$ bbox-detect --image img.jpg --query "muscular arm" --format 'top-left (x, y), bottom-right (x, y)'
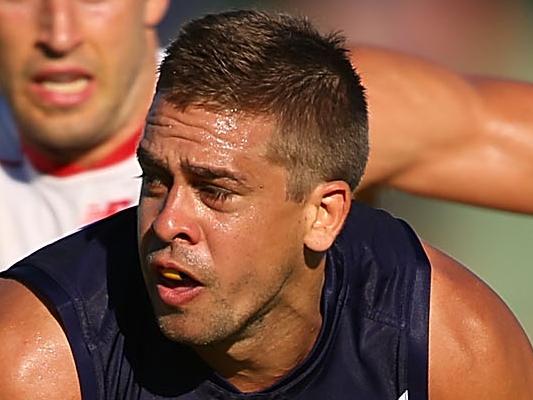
top-left (424, 244), bottom-right (533, 399)
top-left (355, 47), bottom-right (533, 213)
top-left (0, 278), bottom-right (81, 400)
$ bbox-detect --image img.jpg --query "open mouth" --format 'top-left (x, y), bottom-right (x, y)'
top-left (154, 266), bottom-right (205, 307)
top-left (33, 70), bottom-right (92, 91)
top-left (30, 70), bottom-right (94, 107)
top-left (159, 268), bottom-right (202, 288)
top-left (37, 77), bottom-right (91, 94)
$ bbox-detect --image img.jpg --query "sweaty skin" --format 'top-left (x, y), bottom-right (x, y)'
top-left (0, 278), bottom-right (80, 400)
top-left (426, 243), bottom-right (533, 399)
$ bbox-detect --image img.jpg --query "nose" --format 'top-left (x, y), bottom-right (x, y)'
top-left (151, 187), bottom-right (202, 246)
top-left (37, 0), bottom-right (82, 56)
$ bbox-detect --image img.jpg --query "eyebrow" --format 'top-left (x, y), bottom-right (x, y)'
top-left (136, 147), bottom-right (166, 171)
top-left (182, 158), bottom-right (247, 185)
top-left (136, 147), bottom-right (249, 186)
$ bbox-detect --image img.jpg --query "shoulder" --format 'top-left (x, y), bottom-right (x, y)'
top-left (0, 278), bottom-right (80, 400)
top-left (424, 243), bottom-right (533, 399)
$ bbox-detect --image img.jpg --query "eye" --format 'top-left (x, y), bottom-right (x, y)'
top-left (139, 171), bottom-right (169, 197)
top-left (198, 184), bottom-right (234, 208)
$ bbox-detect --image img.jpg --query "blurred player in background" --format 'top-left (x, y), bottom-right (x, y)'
top-left (0, 0), bottom-right (170, 268)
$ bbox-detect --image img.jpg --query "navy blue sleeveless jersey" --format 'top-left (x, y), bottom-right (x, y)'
top-left (1, 203), bottom-right (431, 400)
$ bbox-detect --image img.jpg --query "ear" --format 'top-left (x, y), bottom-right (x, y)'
top-left (303, 181), bottom-right (352, 252)
top-left (144, 0), bottom-right (170, 27)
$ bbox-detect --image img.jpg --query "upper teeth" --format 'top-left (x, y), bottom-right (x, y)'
top-left (41, 78), bottom-right (89, 94)
top-left (161, 269), bottom-right (183, 281)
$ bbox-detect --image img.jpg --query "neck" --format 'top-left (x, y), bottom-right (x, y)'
top-left (195, 263), bottom-right (326, 393)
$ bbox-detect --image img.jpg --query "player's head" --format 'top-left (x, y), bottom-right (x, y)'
top-left (157, 10), bottom-right (369, 200)
top-left (0, 0), bottom-right (169, 162)
top-left (137, 10), bottom-right (368, 347)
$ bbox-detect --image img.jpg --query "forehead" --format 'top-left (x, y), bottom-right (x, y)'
top-left (142, 96), bottom-right (276, 160)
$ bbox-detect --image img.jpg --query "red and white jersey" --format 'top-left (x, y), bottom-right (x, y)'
top-left (0, 98), bottom-right (142, 269)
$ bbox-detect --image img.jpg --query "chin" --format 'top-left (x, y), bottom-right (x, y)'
top-left (156, 313), bottom-right (239, 347)
top-left (21, 105), bottom-right (112, 147)
top-left (21, 120), bottom-right (101, 151)
top-left (157, 316), bottom-right (213, 346)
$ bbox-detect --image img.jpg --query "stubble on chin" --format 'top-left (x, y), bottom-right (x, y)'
top-left (155, 299), bottom-right (239, 347)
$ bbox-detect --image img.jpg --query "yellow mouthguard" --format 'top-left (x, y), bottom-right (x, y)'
top-left (161, 269), bottom-right (183, 281)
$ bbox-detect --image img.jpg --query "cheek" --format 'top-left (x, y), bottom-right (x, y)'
top-left (137, 197), bottom-right (162, 246)
top-left (87, 3), bottom-right (146, 48)
top-left (0, 6), bottom-right (33, 39)
top-left (80, 4), bottom-right (147, 72)
top-left (206, 212), bottom-right (299, 281)
top-left (204, 217), bottom-right (259, 278)
top-left (207, 210), bottom-right (264, 249)
top-left (0, 24), bottom-right (29, 82)
top-left (77, 1), bottom-right (140, 30)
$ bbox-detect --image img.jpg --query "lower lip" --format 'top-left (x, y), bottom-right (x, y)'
top-left (156, 283), bottom-right (204, 307)
top-left (29, 80), bottom-right (95, 108)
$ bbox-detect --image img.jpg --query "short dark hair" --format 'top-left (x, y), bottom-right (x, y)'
top-left (158, 10), bottom-right (369, 201)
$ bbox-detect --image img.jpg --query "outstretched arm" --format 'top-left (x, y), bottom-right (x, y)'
top-left (355, 46), bottom-right (533, 213)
